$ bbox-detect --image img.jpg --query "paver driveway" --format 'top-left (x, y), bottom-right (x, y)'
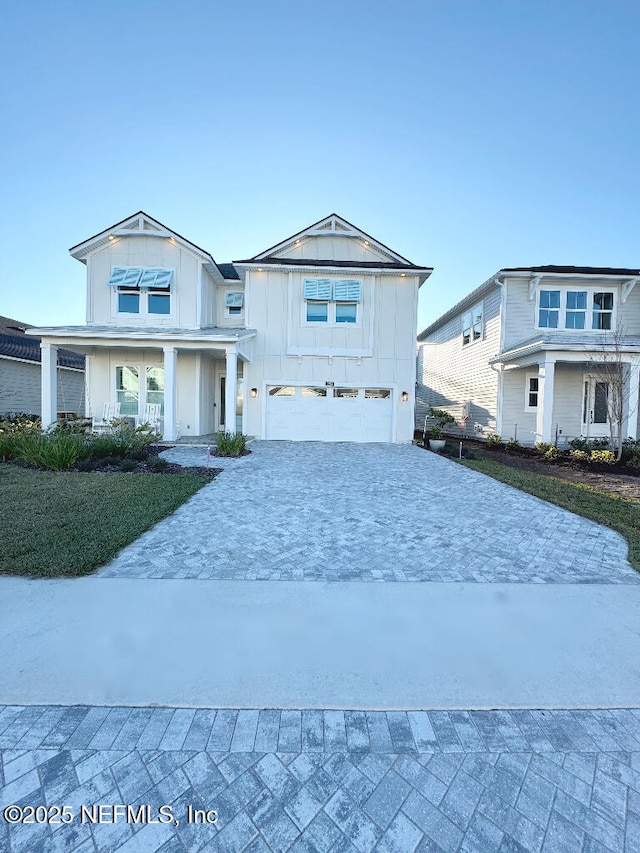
top-left (101, 441), bottom-right (636, 583)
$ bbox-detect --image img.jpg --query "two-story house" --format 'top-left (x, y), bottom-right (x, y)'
top-left (416, 266), bottom-right (640, 446)
top-left (29, 211), bottom-right (432, 442)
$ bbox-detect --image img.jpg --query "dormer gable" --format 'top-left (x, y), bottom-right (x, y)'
top-left (69, 210), bottom-right (218, 268)
top-left (235, 214), bottom-right (432, 280)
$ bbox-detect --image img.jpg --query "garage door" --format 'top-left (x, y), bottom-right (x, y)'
top-left (265, 385), bottom-right (393, 442)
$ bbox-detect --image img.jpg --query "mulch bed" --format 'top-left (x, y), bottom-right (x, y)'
top-left (445, 438), bottom-right (640, 501)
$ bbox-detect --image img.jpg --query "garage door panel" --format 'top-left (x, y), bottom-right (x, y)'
top-left (265, 386), bottom-right (393, 442)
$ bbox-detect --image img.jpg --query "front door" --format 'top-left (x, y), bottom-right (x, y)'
top-left (581, 376), bottom-right (610, 438)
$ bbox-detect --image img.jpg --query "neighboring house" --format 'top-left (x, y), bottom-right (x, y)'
top-left (28, 211), bottom-right (432, 442)
top-left (0, 315), bottom-right (85, 417)
top-left (416, 266), bottom-right (640, 446)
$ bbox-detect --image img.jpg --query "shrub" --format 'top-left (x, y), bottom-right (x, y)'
top-left (590, 450), bottom-right (616, 465)
top-left (535, 441), bottom-right (553, 454)
top-left (110, 420), bottom-right (157, 457)
top-left (49, 417), bottom-right (89, 436)
top-left (543, 446), bottom-right (560, 462)
top-left (15, 433), bottom-right (83, 471)
top-left (589, 437), bottom-right (611, 450)
top-left (505, 438), bottom-right (520, 452)
top-left (0, 412), bottom-right (41, 431)
top-left (86, 435), bottom-right (125, 460)
top-left (119, 458), bottom-right (138, 472)
top-left (570, 449), bottom-right (590, 462)
top-left (148, 456), bottom-right (170, 472)
top-left (215, 431), bottom-right (247, 457)
top-left (621, 438), bottom-right (640, 465)
top-left (568, 436), bottom-right (590, 452)
top-left (0, 432), bottom-right (22, 461)
top-left (486, 434), bottom-right (504, 449)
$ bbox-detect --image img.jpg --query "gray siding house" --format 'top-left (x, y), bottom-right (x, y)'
top-left (416, 266), bottom-right (640, 446)
top-left (0, 316), bottom-right (85, 417)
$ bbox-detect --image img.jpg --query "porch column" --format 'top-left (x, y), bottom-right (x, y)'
top-left (625, 359), bottom-right (640, 440)
top-left (536, 358), bottom-right (556, 444)
top-left (225, 346), bottom-right (237, 434)
top-left (163, 346), bottom-right (178, 441)
top-left (40, 342), bottom-right (58, 430)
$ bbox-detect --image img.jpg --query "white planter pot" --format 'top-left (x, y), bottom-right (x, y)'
top-left (429, 439), bottom-right (446, 452)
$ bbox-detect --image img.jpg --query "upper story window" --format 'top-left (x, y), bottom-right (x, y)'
top-left (225, 291), bottom-right (244, 317)
top-left (538, 290), bottom-right (560, 328)
top-left (108, 267), bottom-right (173, 317)
top-left (462, 302), bottom-right (483, 345)
top-left (303, 278), bottom-right (361, 325)
top-left (537, 288), bottom-right (615, 331)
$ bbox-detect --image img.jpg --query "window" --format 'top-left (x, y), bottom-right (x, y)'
top-left (565, 291), bottom-right (586, 329)
top-left (303, 278), bottom-right (361, 325)
top-left (335, 303), bottom-right (357, 323)
top-left (146, 367), bottom-right (165, 414)
top-left (116, 366), bottom-right (139, 415)
top-left (307, 301), bottom-right (328, 323)
top-left (115, 366), bottom-right (165, 417)
top-left (118, 291), bottom-right (140, 313)
top-left (148, 289), bottom-right (170, 315)
top-left (538, 290), bottom-right (560, 328)
top-left (536, 287), bottom-right (615, 331)
top-left (592, 292), bottom-right (613, 330)
top-left (462, 302), bottom-right (483, 345)
top-left (268, 386), bottom-right (295, 396)
top-left (109, 267), bottom-right (173, 317)
top-left (525, 373), bottom-right (539, 410)
top-left (225, 291), bottom-right (244, 317)
top-left (301, 387), bottom-right (327, 397)
top-left (365, 389), bottom-right (391, 399)
top-left (335, 388), bottom-right (359, 398)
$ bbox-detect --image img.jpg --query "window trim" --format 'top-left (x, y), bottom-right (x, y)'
top-left (462, 301), bottom-right (483, 346)
top-left (524, 371), bottom-right (539, 412)
top-left (114, 364), bottom-right (165, 418)
top-left (302, 277), bottom-right (362, 327)
top-left (535, 286), bottom-right (616, 332)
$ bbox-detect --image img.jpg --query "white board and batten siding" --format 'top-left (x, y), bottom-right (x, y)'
top-left (416, 284), bottom-right (502, 436)
top-left (243, 263), bottom-right (418, 442)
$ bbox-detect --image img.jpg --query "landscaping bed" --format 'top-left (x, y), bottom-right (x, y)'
top-left (455, 438), bottom-right (640, 502)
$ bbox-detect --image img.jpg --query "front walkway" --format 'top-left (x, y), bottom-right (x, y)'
top-left (100, 441), bottom-right (636, 584)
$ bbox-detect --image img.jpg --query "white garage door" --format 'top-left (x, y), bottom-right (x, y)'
top-left (265, 385), bottom-right (393, 442)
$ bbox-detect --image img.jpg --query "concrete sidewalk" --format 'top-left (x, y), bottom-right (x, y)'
top-left (2, 577), bottom-right (640, 709)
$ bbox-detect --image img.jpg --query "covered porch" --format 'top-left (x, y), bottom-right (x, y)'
top-left (31, 326), bottom-right (256, 440)
top-left (493, 342), bottom-right (640, 446)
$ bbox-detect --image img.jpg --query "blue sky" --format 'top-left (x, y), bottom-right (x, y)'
top-left (1, 0), bottom-right (638, 333)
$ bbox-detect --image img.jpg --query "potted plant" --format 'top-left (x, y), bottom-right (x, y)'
top-left (427, 407), bottom-right (457, 452)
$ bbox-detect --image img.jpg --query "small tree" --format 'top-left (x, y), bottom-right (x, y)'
top-left (589, 324), bottom-right (636, 462)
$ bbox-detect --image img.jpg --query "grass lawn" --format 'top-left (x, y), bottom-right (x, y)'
top-left (0, 464), bottom-right (210, 578)
top-left (459, 456), bottom-right (640, 573)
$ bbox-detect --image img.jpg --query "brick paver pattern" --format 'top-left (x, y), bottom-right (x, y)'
top-left (99, 442), bottom-right (637, 584)
top-left (1, 705), bottom-right (640, 852)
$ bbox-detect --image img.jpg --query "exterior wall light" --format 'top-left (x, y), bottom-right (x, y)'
top-left (250, 388), bottom-right (258, 398)
top-left (401, 391), bottom-right (409, 402)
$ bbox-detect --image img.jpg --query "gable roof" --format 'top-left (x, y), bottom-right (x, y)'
top-left (234, 213), bottom-right (432, 276)
top-left (0, 315), bottom-right (84, 369)
top-left (501, 265), bottom-right (640, 276)
top-left (68, 211), bottom-right (239, 280)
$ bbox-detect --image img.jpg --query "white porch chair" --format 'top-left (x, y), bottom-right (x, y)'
top-left (91, 402), bottom-right (121, 433)
top-left (135, 403), bottom-right (162, 434)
